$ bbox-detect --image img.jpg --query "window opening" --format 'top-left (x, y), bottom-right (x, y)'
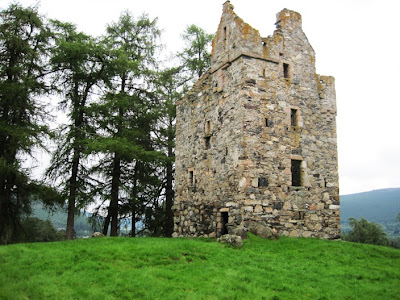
top-left (291, 109), bottom-right (297, 127)
top-left (291, 160), bottom-right (302, 186)
top-left (283, 63), bottom-right (290, 78)
top-left (265, 118), bottom-right (269, 127)
top-left (205, 120), bottom-right (211, 134)
top-left (258, 177), bottom-right (268, 187)
top-left (189, 170), bottom-right (194, 186)
top-left (205, 136), bottom-right (211, 150)
top-left (223, 27), bottom-right (227, 41)
top-left (221, 212), bottom-right (229, 235)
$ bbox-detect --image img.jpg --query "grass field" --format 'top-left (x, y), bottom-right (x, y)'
top-left (0, 235), bottom-right (399, 299)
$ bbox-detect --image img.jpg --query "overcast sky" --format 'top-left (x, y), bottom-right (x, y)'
top-left (2, 0), bottom-right (400, 195)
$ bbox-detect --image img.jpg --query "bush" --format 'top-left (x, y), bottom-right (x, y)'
top-left (18, 217), bottom-right (65, 243)
top-left (343, 218), bottom-right (388, 246)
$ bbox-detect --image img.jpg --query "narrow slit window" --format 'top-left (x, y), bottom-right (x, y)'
top-left (189, 170), bottom-right (194, 186)
top-left (291, 109), bottom-right (297, 127)
top-left (283, 63), bottom-right (290, 78)
top-left (291, 160), bottom-right (302, 186)
top-left (223, 27), bottom-right (227, 41)
top-left (265, 118), bottom-right (269, 127)
top-left (205, 120), bottom-right (211, 134)
top-left (205, 136), bottom-right (211, 150)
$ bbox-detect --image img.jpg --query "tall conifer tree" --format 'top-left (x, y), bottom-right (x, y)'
top-left (179, 24), bottom-right (214, 79)
top-left (89, 12), bottom-right (161, 236)
top-left (0, 4), bottom-right (56, 244)
top-left (46, 21), bottom-right (108, 240)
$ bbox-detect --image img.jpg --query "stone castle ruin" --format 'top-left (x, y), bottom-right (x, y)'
top-left (173, 1), bottom-right (340, 239)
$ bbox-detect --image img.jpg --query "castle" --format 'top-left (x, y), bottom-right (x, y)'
top-left (173, 1), bottom-right (340, 239)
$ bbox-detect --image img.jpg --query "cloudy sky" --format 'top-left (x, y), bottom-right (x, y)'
top-left (2, 0), bottom-right (400, 195)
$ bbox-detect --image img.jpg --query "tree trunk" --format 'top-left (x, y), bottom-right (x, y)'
top-left (102, 211), bottom-right (110, 235)
top-left (164, 119), bottom-right (175, 237)
top-left (66, 148), bottom-right (80, 240)
top-left (65, 86), bottom-right (85, 240)
top-left (0, 178), bottom-right (9, 242)
top-left (130, 162), bottom-right (139, 237)
top-left (109, 152), bottom-right (120, 236)
top-left (131, 209), bottom-right (136, 237)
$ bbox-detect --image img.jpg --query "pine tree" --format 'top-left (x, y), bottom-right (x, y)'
top-left (179, 24), bottom-right (214, 79)
top-left (150, 26), bottom-right (213, 237)
top-left (154, 67), bottom-right (184, 236)
top-left (89, 12), bottom-right (161, 236)
top-left (46, 21), bottom-right (108, 240)
top-left (0, 4), bottom-right (56, 244)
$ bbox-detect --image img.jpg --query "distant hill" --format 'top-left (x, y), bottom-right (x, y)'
top-left (340, 188), bottom-right (400, 237)
top-left (32, 202), bottom-right (135, 237)
top-left (32, 202), bottom-right (93, 237)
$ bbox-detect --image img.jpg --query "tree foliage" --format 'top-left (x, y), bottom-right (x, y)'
top-left (343, 218), bottom-right (388, 246)
top-left (88, 12), bottom-right (162, 237)
top-left (1, 2), bottom-right (214, 242)
top-left (179, 24), bottom-right (214, 80)
top-left (0, 4), bottom-right (60, 244)
top-left (153, 67), bottom-right (187, 236)
top-left (46, 20), bottom-right (109, 239)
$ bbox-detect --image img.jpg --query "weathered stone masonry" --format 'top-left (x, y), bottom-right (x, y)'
top-left (173, 1), bottom-right (340, 239)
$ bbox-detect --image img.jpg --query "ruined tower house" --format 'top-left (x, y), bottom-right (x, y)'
top-left (173, 2), bottom-right (340, 239)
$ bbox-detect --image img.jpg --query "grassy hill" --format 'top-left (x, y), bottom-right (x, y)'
top-left (0, 236), bottom-right (399, 299)
top-left (341, 188), bottom-right (400, 237)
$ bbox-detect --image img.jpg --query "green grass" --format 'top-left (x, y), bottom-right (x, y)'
top-left (0, 235), bottom-right (399, 299)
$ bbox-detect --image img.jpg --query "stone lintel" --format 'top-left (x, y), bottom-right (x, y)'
top-left (290, 154), bottom-right (303, 161)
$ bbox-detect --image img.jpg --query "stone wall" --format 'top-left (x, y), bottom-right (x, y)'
top-left (174, 1), bottom-right (340, 239)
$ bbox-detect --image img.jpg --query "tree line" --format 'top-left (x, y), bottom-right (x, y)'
top-left (342, 215), bottom-right (400, 249)
top-left (0, 3), bottom-right (213, 244)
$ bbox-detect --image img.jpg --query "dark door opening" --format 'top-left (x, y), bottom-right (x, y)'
top-left (221, 212), bottom-right (229, 235)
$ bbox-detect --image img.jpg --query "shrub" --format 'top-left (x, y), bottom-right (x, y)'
top-left (19, 217), bottom-right (65, 243)
top-left (343, 217), bottom-right (388, 246)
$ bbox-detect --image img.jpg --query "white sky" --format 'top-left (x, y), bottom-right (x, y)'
top-left (2, 0), bottom-right (400, 195)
